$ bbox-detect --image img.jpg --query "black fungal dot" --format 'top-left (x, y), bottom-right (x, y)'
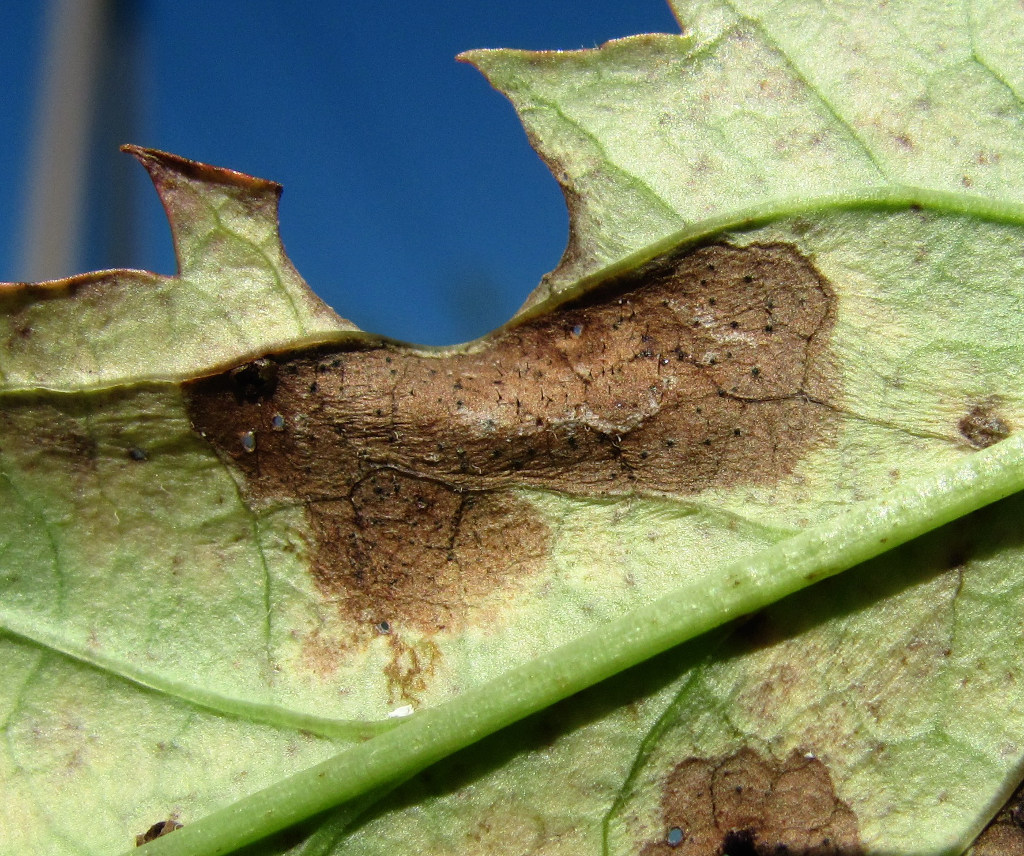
top-left (730, 321), bottom-right (739, 328)
top-left (743, 274), bottom-right (754, 283)
top-left (376, 621), bottom-right (391, 634)
top-left (720, 828), bottom-right (758, 856)
top-left (128, 447), bottom-right (148, 462)
top-left (228, 358), bottom-right (278, 403)
top-left (764, 324), bottom-right (773, 333)
top-left (751, 367), bottom-right (760, 377)
top-left (733, 428), bottom-right (742, 436)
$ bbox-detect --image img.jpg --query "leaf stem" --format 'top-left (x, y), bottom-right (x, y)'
top-left (133, 434), bottom-right (1024, 856)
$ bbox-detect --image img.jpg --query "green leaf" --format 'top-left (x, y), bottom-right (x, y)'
top-left (465, 0), bottom-right (1024, 306)
top-left (6, 3), bottom-right (1024, 855)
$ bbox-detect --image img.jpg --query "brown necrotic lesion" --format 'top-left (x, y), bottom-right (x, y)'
top-left (184, 243), bottom-right (839, 633)
top-left (643, 748), bottom-right (861, 856)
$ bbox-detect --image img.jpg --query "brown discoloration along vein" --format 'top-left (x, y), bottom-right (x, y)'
top-left (184, 243), bottom-right (839, 636)
top-left (642, 748), bottom-right (861, 855)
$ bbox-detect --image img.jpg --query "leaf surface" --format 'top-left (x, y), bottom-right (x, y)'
top-left (5, 3), bottom-right (1024, 855)
top-left (465, 0), bottom-right (1024, 306)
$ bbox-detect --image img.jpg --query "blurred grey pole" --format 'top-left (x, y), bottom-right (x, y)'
top-left (19, 0), bottom-right (114, 282)
top-left (86, 0), bottom-right (142, 276)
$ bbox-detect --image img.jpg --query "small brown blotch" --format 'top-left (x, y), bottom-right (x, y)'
top-left (959, 402), bottom-right (1011, 449)
top-left (641, 748), bottom-right (861, 855)
top-left (135, 819), bottom-right (182, 847)
top-left (382, 634), bottom-right (442, 703)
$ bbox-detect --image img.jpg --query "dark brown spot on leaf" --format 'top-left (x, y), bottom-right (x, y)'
top-left (642, 748), bottom-right (861, 855)
top-left (135, 819), bottom-right (182, 846)
top-left (228, 358), bottom-right (278, 403)
top-left (306, 473), bottom-right (548, 633)
top-left (184, 243), bottom-right (839, 634)
top-left (959, 402), bottom-right (1011, 449)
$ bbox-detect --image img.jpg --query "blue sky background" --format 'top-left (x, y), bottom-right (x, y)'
top-left (0, 2), bottom-right (680, 344)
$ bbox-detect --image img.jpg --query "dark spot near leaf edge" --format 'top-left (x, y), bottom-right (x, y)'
top-left (135, 819), bottom-right (182, 847)
top-left (641, 747), bottom-right (862, 855)
top-left (959, 401), bottom-right (1011, 449)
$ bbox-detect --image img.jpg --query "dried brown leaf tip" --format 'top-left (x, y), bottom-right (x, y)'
top-left (185, 242), bottom-right (839, 634)
top-left (643, 748), bottom-right (861, 856)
